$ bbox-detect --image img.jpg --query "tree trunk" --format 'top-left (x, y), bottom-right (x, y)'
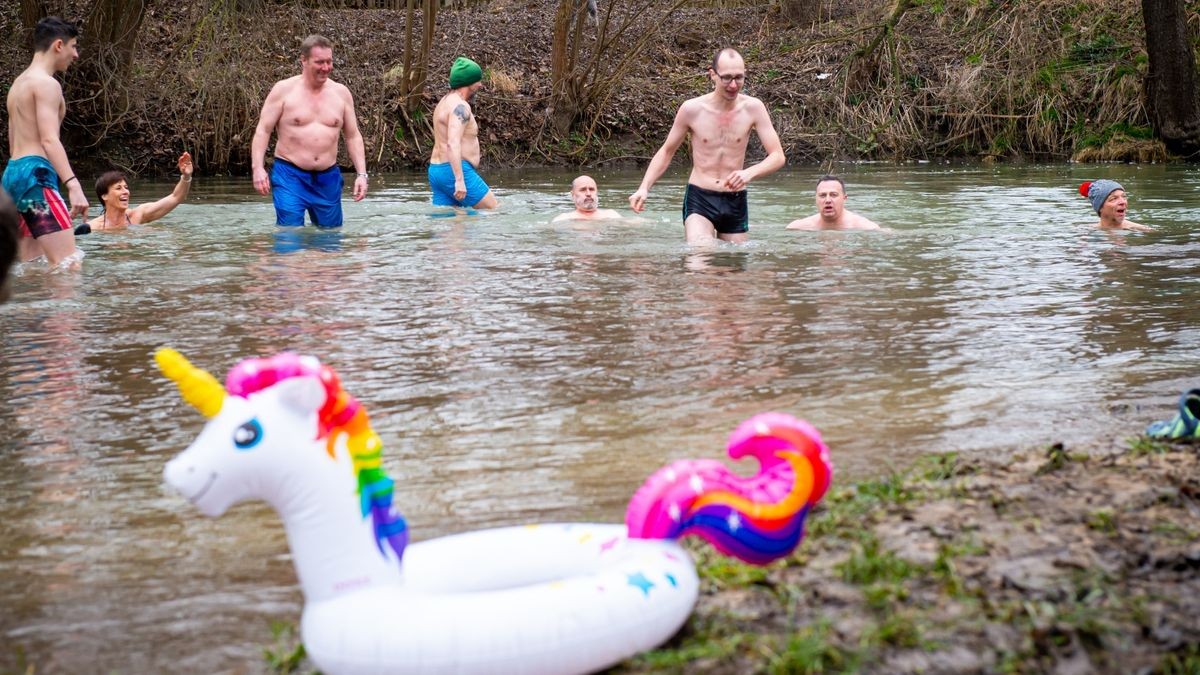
top-left (549, 0), bottom-right (589, 135)
top-left (416, 0), bottom-right (437, 100)
top-left (79, 0), bottom-right (148, 114)
top-left (19, 0), bottom-right (48, 35)
top-left (86, 0), bottom-right (146, 73)
top-left (779, 0), bottom-right (819, 24)
top-left (401, 0), bottom-right (417, 110)
top-left (1142, 0), bottom-right (1200, 158)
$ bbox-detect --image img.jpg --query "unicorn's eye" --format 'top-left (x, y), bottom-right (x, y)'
top-left (233, 419), bottom-right (262, 450)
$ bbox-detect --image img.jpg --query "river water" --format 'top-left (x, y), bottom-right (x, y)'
top-left (2, 164), bottom-right (1198, 671)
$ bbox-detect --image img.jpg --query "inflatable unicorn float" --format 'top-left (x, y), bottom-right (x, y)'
top-left (156, 348), bottom-right (832, 674)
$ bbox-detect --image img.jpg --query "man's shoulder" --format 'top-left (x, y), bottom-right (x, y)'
top-left (435, 93), bottom-right (470, 116)
top-left (738, 93), bottom-right (766, 109)
top-left (847, 211), bottom-right (881, 230)
top-left (554, 209), bottom-right (624, 223)
top-left (13, 69), bottom-right (60, 95)
top-left (786, 215), bottom-right (821, 230)
top-left (679, 95), bottom-right (709, 114)
top-left (271, 75), bottom-right (304, 93)
top-left (326, 79), bottom-right (354, 98)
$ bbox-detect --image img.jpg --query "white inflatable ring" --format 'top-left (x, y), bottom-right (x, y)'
top-left (305, 523), bottom-right (698, 674)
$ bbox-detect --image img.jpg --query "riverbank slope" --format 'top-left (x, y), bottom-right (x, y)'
top-left (625, 438), bottom-right (1200, 673)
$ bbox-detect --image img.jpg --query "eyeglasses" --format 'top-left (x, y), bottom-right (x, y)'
top-left (712, 70), bottom-right (746, 85)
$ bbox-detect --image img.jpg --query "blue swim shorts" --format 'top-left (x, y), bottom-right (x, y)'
top-left (270, 157), bottom-right (344, 228)
top-left (428, 161), bottom-right (491, 207)
top-left (2, 155), bottom-right (73, 238)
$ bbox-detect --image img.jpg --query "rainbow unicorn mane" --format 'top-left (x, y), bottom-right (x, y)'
top-left (225, 353), bottom-right (409, 565)
top-left (625, 412), bottom-right (832, 565)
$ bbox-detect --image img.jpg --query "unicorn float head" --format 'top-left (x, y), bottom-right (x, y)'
top-left (157, 349), bottom-right (832, 675)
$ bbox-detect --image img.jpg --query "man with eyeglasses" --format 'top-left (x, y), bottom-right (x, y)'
top-left (628, 48), bottom-right (785, 244)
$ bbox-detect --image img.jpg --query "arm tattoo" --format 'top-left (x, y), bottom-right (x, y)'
top-left (453, 104), bottom-right (471, 124)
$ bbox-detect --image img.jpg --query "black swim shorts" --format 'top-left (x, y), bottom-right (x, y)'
top-left (682, 184), bottom-right (749, 234)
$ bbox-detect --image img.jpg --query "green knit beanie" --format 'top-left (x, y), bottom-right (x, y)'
top-left (449, 56), bottom-right (483, 89)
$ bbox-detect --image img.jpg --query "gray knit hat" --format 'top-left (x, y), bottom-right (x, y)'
top-left (1081, 179), bottom-right (1124, 214)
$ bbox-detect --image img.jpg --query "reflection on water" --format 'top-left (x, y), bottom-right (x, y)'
top-left (2, 164), bottom-right (1199, 671)
top-left (272, 227), bottom-right (344, 254)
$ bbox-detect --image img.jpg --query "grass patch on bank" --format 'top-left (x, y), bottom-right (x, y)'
top-left (1158, 643), bottom-right (1200, 674)
top-left (839, 536), bottom-right (918, 587)
top-left (808, 470), bottom-right (925, 541)
top-left (768, 621), bottom-right (860, 674)
top-left (917, 452), bottom-right (974, 481)
top-left (634, 632), bottom-right (754, 669)
top-left (263, 619), bottom-right (307, 673)
top-left (1150, 521), bottom-right (1195, 542)
top-left (693, 547), bottom-right (773, 589)
top-left (1129, 436), bottom-right (1174, 456)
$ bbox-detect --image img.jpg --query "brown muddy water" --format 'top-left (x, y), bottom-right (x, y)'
top-left (1, 164), bottom-right (1198, 672)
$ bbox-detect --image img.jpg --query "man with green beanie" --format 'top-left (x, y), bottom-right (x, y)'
top-left (428, 56), bottom-right (498, 209)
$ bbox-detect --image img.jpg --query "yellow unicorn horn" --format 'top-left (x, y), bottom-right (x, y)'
top-left (155, 348), bottom-right (226, 418)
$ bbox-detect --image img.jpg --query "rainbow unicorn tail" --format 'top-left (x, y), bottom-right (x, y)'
top-left (625, 413), bottom-right (832, 566)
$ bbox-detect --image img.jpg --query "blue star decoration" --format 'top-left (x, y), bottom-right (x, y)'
top-left (626, 572), bottom-right (654, 596)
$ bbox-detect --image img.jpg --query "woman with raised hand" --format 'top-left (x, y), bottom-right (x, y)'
top-left (81, 151), bottom-right (193, 233)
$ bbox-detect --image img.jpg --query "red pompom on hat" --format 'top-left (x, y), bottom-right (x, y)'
top-left (1078, 181), bottom-right (1092, 197)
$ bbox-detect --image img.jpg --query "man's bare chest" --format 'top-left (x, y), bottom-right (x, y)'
top-left (282, 93), bottom-right (342, 129)
top-left (693, 116), bottom-right (753, 149)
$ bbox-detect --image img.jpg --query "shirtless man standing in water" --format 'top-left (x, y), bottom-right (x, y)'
top-left (251, 35), bottom-right (368, 227)
top-left (3, 16), bottom-right (88, 268)
top-left (427, 56), bottom-right (499, 209)
top-left (629, 48), bottom-right (785, 244)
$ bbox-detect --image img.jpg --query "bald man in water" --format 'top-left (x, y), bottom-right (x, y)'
top-left (552, 176), bottom-right (622, 222)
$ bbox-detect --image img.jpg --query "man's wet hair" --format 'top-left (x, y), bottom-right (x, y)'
top-left (0, 190), bottom-right (19, 303)
top-left (33, 16), bottom-right (79, 53)
top-left (710, 48), bottom-right (743, 71)
top-left (95, 170), bottom-right (128, 203)
top-left (300, 35), bottom-right (333, 58)
top-left (816, 175), bottom-right (847, 193)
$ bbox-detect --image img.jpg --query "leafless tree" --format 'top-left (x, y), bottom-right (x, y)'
top-left (1142, 0), bottom-right (1200, 158)
top-left (547, 0), bottom-right (689, 151)
top-left (398, 0), bottom-right (438, 114)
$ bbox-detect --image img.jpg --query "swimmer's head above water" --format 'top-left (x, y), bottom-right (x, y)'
top-left (1080, 179), bottom-right (1124, 215)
